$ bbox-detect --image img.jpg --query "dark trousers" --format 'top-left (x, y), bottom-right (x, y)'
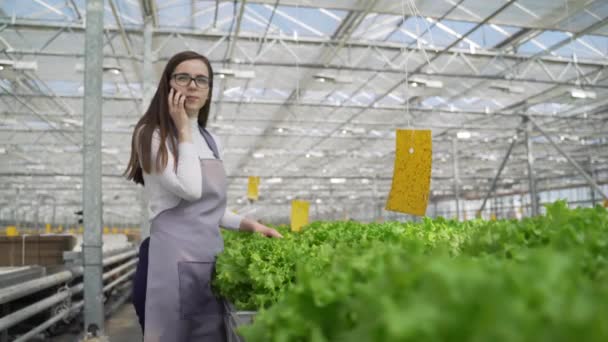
top-left (132, 237), bottom-right (150, 333)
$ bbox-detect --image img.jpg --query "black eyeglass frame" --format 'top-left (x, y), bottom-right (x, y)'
top-left (171, 73), bottom-right (211, 89)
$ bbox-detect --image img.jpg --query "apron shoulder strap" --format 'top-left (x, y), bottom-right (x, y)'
top-left (198, 126), bottom-right (221, 160)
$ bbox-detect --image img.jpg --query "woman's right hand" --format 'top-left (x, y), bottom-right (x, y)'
top-left (168, 87), bottom-right (189, 132)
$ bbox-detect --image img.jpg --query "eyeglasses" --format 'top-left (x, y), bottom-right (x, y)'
top-left (171, 73), bottom-right (210, 89)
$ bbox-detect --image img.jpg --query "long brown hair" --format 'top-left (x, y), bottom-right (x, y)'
top-left (125, 51), bottom-right (214, 185)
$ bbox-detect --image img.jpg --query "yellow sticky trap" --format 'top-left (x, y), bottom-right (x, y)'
top-left (57, 225), bottom-right (63, 233)
top-left (6, 226), bottom-right (18, 236)
top-left (490, 213), bottom-right (497, 221)
top-left (103, 227), bottom-right (110, 234)
top-left (45, 224), bottom-right (52, 234)
top-left (386, 129), bottom-right (432, 216)
top-left (247, 176), bottom-right (260, 201)
top-left (78, 226), bottom-right (84, 234)
top-left (112, 227), bottom-right (118, 234)
top-left (290, 200), bottom-right (309, 232)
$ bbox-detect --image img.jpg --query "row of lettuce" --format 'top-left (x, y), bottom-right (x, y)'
top-left (214, 201), bottom-right (608, 341)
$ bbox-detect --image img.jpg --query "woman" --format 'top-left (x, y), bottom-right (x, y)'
top-left (125, 51), bottom-right (282, 342)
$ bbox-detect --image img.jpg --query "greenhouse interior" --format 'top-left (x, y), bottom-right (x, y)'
top-left (0, 0), bottom-right (607, 341)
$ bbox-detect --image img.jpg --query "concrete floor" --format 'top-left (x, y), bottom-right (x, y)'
top-left (103, 304), bottom-right (142, 342)
top-left (48, 304), bottom-right (142, 342)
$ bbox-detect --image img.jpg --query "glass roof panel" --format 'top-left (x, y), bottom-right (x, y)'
top-left (1, 0), bottom-right (79, 21)
top-left (114, 0), bottom-right (143, 27)
top-left (159, 0), bottom-right (205, 28)
top-left (354, 14), bottom-right (402, 41)
top-left (241, 3), bottom-right (276, 34)
top-left (266, 5), bottom-right (347, 38)
top-left (518, 30), bottom-right (569, 55)
top-left (554, 35), bottom-right (608, 60)
top-left (401, 16), bottom-right (443, 47)
top-left (468, 24), bottom-right (521, 49)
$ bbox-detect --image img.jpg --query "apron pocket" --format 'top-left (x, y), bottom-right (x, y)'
top-left (177, 261), bottom-right (223, 319)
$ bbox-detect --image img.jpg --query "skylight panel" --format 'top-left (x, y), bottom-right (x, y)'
top-left (468, 24), bottom-right (521, 49)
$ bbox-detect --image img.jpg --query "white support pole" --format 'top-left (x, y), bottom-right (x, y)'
top-left (140, 16), bottom-right (154, 239)
top-left (82, 0), bottom-right (105, 336)
top-left (588, 157), bottom-right (597, 206)
top-left (452, 139), bottom-right (461, 221)
top-left (524, 119), bottom-right (539, 216)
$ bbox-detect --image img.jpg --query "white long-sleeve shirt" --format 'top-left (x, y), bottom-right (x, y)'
top-left (141, 117), bottom-right (243, 230)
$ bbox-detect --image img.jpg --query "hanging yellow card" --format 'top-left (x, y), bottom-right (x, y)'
top-left (247, 176), bottom-right (260, 201)
top-left (6, 226), bottom-right (18, 237)
top-left (290, 200), bottom-right (309, 232)
top-left (386, 129), bottom-right (432, 216)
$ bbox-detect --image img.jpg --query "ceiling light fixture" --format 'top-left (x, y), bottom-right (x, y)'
top-left (408, 77), bottom-right (443, 89)
top-left (215, 68), bottom-right (255, 79)
top-left (0, 60), bottom-right (37, 71)
top-left (569, 88), bottom-right (596, 99)
top-left (75, 63), bottom-right (122, 75)
top-left (489, 83), bottom-right (524, 94)
top-left (313, 73), bottom-right (352, 84)
top-left (457, 131), bottom-right (471, 139)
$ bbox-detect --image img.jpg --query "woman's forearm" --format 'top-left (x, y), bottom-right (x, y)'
top-left (239, 217), bottom-right (260, 233)
top-left (239, 218), bottom-right (284, 238)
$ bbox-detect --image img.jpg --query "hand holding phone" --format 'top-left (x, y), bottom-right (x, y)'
top-left (168, 87), bottom-right (189, 132)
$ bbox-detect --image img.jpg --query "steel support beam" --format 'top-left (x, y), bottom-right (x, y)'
top-left (524, 118), bottom-right (539, 216)
top-left (528, 117), bottom-right (608, 200)
top-left (589, 157), bottom-right (597, 206)
top-left (140, 16), bottom-right (154, 239)
top-left (452, 139), bottom-right (461, 221)
top-left (82, 0), bottom-right (105, 336)
top-left (478, 136), bottom-right (518, 214)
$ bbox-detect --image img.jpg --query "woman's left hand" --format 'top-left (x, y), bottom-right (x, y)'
top-left (254, 224), bottom-right (283, 238)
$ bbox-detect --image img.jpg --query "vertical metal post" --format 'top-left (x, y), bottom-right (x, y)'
top-left (373, 175), bottom-right (381, 220)
top-left (525, 119), bottom-right (539, 216)
top-left (588, 157), bottom-right (597, 206)
top-left (13, 188), bottom-right (19, 227)
top-left (452, 139), bottom-right (461, 221)
top-left (140, 16), bottom-right (154, 239)
top-left (34, 196), bottom-right (41, 233)
top-left (51, 197), bottom-right (56, 225)
top-left (82, 0), bottom-right (105, 335)
top-left (529, 117), bottom-right (607, 200)
top-left (478, 137), bottom-right (517, 213)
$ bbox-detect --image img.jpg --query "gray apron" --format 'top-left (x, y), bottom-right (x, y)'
top-left (144, 128), bottom-right (227, 342)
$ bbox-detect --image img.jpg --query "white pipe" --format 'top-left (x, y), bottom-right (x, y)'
top-left (13, 301), bottom-right (84, 342)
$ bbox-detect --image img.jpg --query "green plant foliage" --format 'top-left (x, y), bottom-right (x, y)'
top-left (214, 202), bottom-right (608, 341)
